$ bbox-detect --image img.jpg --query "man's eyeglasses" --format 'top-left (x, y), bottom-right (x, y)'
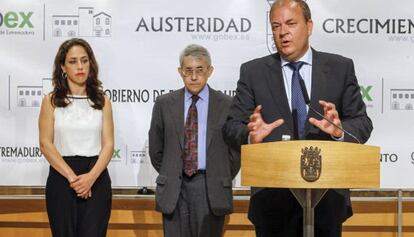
top-left (181, 66), bottom-right (210, 77)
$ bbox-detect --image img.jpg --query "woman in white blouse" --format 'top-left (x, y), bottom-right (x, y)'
top-left (38, 38), bottom-right (114, 237)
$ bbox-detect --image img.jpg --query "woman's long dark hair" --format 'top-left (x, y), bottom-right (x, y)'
top-left (51, 38), bottom-right (105, 110)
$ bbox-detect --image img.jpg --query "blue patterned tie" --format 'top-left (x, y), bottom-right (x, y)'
top-left (288, 61), bottom-right (307, 139)
top-left (183, 95), bottom-right (199, 177)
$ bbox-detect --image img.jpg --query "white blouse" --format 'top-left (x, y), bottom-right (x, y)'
top-left (54, 96), bottom-right (102, 157)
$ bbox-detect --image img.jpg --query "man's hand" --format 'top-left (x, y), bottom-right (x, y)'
top-left (308, 100), bottom-right (343, 138)
top-left (248, 105), bottom-right (284, 144)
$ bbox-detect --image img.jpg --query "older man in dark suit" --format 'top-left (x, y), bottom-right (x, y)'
top-left (223, 0), bottom-right (373, 236)
top-left (149, 44), bottom-right (240, 237)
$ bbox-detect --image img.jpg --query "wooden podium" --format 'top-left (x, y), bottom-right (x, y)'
top-left (241, 140), bottom-right (380, 237)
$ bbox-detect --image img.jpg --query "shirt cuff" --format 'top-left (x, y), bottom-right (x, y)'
top-left (331, 132), bottom-right (344, 141)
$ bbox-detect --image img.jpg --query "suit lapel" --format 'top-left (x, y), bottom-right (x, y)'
top-left (168, 88), bottom-right (185, 150)
top-left (206, 87), bottom-right (221, 150)
top-left (306, 49), bottom-right (329, 134)
top-left (264, 54), bottom-right (294, 133)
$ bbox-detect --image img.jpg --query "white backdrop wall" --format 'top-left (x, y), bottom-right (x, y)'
top-left (1, 0), bottom-right (413, 188)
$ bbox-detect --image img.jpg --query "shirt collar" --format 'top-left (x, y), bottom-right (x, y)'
top-left (281, 47), bottom-right (313, 67)
top-left (184, 84), bottom-right (209, 102)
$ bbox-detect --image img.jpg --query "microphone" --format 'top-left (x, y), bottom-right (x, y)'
top-left (298, 79), bottom-right (361, 144)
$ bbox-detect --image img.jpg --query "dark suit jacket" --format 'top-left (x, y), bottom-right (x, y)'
top-left (149, 86), bottom-right (240, 216)
top-left (223, 49), bottom-right (373, 227)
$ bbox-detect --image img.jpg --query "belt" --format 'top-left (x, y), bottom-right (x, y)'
top-left (62, 155), bottom-right (98, 161)
top-left (196, 169), bottom-right (206, 174)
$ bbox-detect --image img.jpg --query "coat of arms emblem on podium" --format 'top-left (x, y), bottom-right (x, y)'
top-left (300, 146), bottom-right (322, 182)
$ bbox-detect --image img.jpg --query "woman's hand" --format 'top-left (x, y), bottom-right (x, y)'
top-left (70, 172), bottom-right (97, 199)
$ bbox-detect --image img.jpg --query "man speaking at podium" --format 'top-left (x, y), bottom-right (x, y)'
top-left (223, 0), bottom-right (373, 236)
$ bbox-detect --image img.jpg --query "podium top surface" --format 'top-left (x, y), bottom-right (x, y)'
top-left (241, 140), bottom-right (380, 189)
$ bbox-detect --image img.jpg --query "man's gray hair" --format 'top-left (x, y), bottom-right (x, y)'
top-left (179, 44), bottom-right (212, 66)
top-left (270, 0), bottom-right (311, 22)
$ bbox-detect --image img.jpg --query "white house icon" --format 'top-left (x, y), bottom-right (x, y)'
top-left (390, 89), bottom-right (414, 110)
top-left (52, 7), bottom-right (111, 37)
top-left (17, 86), bottom-right (43, 107)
